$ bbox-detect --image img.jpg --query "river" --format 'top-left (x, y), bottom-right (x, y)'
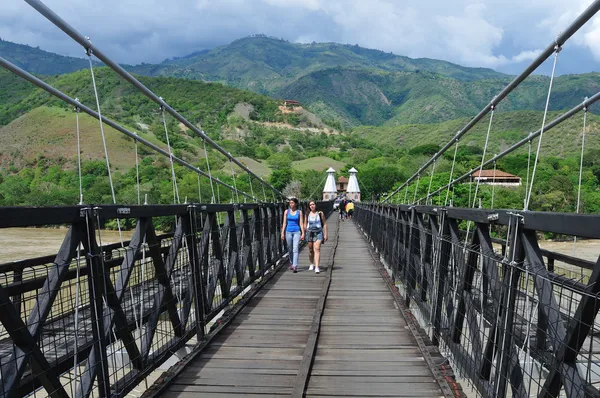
top-left (0, 227), bottom-right (134, 263)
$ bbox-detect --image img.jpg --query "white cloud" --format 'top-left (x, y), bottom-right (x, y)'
top-left (0, 0), bottom-right (599, 73)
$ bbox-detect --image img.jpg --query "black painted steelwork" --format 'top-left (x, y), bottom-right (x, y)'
top-left (0, 201), bottom-right (332, 398)
top-left (355, 203), bottom-right (600, 398)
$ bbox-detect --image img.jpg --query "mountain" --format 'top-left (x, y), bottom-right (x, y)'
top-left (3, 36), bottom-right (600, 128)
top-left (129, 35), bottom-right (507, 93)
top-left (276, 68), bottom-right (600, 126)
top-left (0, 67), bottom-right (354, 172)
top-left (0, 39), bottom-right (98, 75)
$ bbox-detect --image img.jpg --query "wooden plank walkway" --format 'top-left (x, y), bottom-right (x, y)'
top-left (304, 220), bottom-right (444, 397)
top-left (158, 215), bottom-right (447, 397)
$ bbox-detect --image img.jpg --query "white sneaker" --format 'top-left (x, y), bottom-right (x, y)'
top-left (315, 267), bottom-right (320, 274)
top-left (308, 264), bottom-right (314, 271)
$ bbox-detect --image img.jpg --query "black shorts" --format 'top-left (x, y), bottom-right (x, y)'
top-left (348, 209), bottom-right (354, 216)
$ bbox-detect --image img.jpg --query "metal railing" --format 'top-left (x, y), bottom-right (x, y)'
top-left (355, 203), bottom-right (600, 398)
top-left (0, 201), bottom-right (332, 398)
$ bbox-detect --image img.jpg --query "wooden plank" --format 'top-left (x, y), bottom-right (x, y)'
top-left (184, 359), bottom-right (301, 370)
top-left (163, 394), bottom-right (287, 398)
top-left (202, 346), bottom-right (304, 361)
top-left (291, 219), bottom-right (339, 397)
top-left (149, 217), bottom-right (449, 398)
top-left (172, 374), bottom-right (296, 387)
top-left (166, 385), bottom-right (293, 394)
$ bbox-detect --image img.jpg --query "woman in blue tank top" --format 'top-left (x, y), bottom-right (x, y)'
top-left (281, 197), bottom-right (304, 273)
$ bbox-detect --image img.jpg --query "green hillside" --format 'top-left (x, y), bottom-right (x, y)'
top-left (0, 39), bottom-right (97, 75)
top-left (277, 68), bottom-right (600, 126)
top-left (4, 37), bottom-right (600, 128)
top-left (352, 110), bottom-right (600, 158)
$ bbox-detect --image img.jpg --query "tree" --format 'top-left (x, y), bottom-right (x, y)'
top-left (270, 168), bottom-right (293, 191)
top-left (267, 153), bottom-right (293, 170)
top-left (283, 180), bottom-right (302, 199)
top-left (358, 166), bottom-right (403, 201)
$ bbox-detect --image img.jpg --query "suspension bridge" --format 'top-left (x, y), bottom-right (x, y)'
top-left (2, 0), bottom-right (600, 397)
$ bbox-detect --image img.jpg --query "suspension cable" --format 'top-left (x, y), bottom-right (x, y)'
top-left (74, 100), bottom-right (83, 204)
top-left (420, 90), bottom-right (600, 203)
top-left (161, 105), bottom-right (180, 204)
top-left (308, 175), bottom-right (328, 200)
top-left (376, 0), bottom-right (600, 203)
top-left (525, 47), bottom-right (561, 210)
top-left (25, 0), bottom-right (286, 200)
top-left (0, 56), bottom-right (254, 201)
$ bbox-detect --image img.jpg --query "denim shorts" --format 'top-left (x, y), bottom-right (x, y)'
top-left (307, 229), bottom-right (324, 242)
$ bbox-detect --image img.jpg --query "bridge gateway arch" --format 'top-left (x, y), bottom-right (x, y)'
top-left (1, 0), bottom-right (600, 397)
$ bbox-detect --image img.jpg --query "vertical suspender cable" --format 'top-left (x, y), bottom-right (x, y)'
top-left (161, 105), bottom-right (180, 204)
top-left (412, 175), bottom-right (421, 204)
top-left (445, 141), bottom-right (459, 206)
top-left (575, 106), bottom-right (588, 216)
top-left (426, 159), bottom-right (437, 205)
top-left (573, 105), bottom-right (588, 269)
top-left (471, 107), bottom-right (495, 208)
top-left (248, 172), bottom-right (255, 202)
top-left (203, 140), bottom-right (216, 203)
top-left (525, 47), bottom-right (561, 210)
top-left (134, 134), bottom-right (141, 205)
top-left (87, 51), bottom-right (123, 244)
top-left (197, 174), bottom-right (203, 203)
top-left (74, 101), bottom-right (84, 204)
top-left (230, 159), bottom-right (240, 203)
top-left (491, 159), bottom-right (497, 209)
top-left (87, 54), bottom-right (117, 205)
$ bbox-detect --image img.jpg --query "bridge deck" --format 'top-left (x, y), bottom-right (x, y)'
top-left (158, 216), bottom-right (446, 397)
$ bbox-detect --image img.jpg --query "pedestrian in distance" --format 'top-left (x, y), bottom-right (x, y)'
top-left (339, 196), bottom-right (348, 221)
top-left (345, 200), bottom-right (354, 220)
top-left (281, 197), bottom-right (304, 273)
top-left (305, 200), bottom-right (328, 274)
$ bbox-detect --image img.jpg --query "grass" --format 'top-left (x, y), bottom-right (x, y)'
top-left (0, 106), bottom-right (168, 169)
top-left (352, 110), bottom-right (600, 158)
top-left (229, 156), bottom-right (272, 177)
top-left (292, 156), bottom-right (346, 172)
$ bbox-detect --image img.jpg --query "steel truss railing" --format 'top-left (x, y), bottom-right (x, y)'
top-left (355, 203), bottom-right (600, 398)
top-left (0, 201), bottom-right (332, 398)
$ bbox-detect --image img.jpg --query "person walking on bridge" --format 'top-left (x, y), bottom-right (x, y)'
top-left (305, 200), bottom-right (328, 274)
top-left (345, 200), bottom-right (354, 220)
top-left (281, 197), bottom-right (304, 273)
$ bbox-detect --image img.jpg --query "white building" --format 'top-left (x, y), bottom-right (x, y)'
top-left (346, 167), bottom-right (361, 201)
top-left (322, 167), bottom-right (337, 201)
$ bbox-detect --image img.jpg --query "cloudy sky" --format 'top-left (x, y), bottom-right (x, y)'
top-left (2, 0), bottom-right (600, 75)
